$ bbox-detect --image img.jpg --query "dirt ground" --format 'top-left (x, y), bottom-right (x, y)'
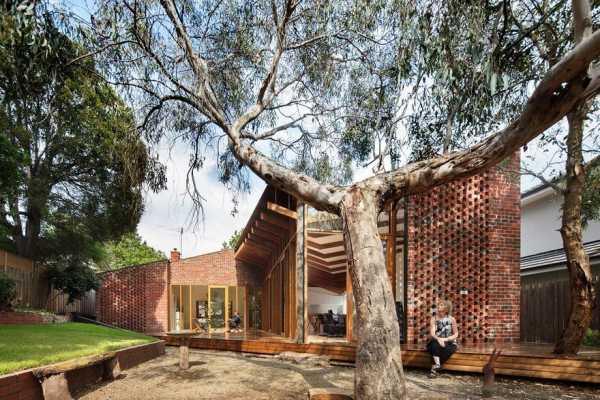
top-left (76, 347), bottom-right (600, 400)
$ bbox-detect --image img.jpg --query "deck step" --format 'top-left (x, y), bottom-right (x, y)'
top-left (157, 335), bottom-right (600, 384)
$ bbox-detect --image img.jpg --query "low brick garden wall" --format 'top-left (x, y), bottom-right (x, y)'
top-left (0, 311), bottom-right (69, 325)
top-left (0, 340), bottom-right (165, 400)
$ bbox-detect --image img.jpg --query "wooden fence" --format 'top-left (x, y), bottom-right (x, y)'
top-left (1, 249), bottom-right (48, 309)
top-left (521, 275), bottom-right (600, 343)
top-left (47, 288), bottom-right (96, 316)
top-left (1, 249), bottom-right (96, 316)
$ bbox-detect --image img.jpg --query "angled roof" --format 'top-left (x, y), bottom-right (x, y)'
top-left (521, 240), bottom-right (600, 272)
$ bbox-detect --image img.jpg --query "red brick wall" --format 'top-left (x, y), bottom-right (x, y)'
top-left (170, 249), bottom-right (262, 287)
top-left (406, 153), bottom-right (520, 344)
top-left (485, 155), bottom-right (521, 342)
top-left (95, 250), bottom-right (262, 334)
top-left (0, 311), bottom-right (51, 325)
top-left (96, 261), bottom-right (169, 334)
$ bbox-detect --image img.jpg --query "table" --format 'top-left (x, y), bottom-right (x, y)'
top-left (166, 330), bottom-right (196, 369)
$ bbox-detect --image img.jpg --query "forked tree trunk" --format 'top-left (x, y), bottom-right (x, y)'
top-left (340, 187), bottom-right (406, 400)
top-left (554, 102), bottom-right (596, 354)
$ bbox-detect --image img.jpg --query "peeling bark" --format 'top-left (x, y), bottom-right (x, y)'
top-left (554, 102), bottom-right (596, 355)
top-left (340, 188), bottom-right (406, 400)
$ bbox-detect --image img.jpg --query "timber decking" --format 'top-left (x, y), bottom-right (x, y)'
top-left (155, 331), bottom-right (600, 384)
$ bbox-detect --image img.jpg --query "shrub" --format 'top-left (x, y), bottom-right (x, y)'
top-left (583, 329), bottom-right (600, 348)
top-left (0, 273), bottom-right (16, 311)
top-left (45, 258), bottom-right (99, 304)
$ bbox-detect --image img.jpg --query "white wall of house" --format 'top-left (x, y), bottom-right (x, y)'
top-left (308, 286), bottom-right (346, 314)
top-left (521, 187), bottom-right (600, 257)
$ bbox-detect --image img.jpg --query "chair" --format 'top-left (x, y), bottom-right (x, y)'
top-left (193, 318), bottom-right (208, 333)
top-left (323, 313), bottom-right (346, 337)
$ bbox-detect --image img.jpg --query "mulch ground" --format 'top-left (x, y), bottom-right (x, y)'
top-left (75, 347), bottom-right (600, 399)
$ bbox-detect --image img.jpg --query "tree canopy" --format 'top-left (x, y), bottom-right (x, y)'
top-left (97, 232), bottom-right (166, 271)
top-left (222, 230), bottom-right (241, 250)
top-left (0, 2), bottom-right (166, 262)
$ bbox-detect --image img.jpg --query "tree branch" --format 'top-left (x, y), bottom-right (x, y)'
top-left (360, 28), bottom-right (600, 202)
top-left (158, 0), bottom-right (227, 128)
top-left (520, 166), bottom-right (565, 194)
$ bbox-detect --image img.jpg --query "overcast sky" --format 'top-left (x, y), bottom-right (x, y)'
top-left (137, 140), bottom-right (265, 258)
top-left (137, 138), bottom-right (557, 259)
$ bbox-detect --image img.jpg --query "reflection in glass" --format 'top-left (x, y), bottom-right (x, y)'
top-left (209, 287), bottom-right (226, 332)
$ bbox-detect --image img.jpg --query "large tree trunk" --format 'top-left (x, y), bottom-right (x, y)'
top-left (340, 187), bottom-right (406, 400)
top-left (554, 102), bottom-right (596, 354)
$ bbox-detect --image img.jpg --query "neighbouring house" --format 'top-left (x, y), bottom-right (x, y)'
top-left (520, 181), bottom-right (600, 342)
top-left (96, 154), bottom-right (521, 345)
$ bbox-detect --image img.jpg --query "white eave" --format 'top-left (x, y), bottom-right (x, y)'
top-left (521, 185), bottom-right (556, 207)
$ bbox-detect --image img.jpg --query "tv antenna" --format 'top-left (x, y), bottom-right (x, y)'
top-left (179, 227), bottom-right (183, 255)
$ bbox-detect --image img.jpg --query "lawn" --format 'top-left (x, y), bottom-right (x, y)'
top-left (0, 322), bottom-right (157, 375)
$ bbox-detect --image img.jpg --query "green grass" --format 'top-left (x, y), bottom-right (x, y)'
top-left (0, 322), bottom-right (157, 375)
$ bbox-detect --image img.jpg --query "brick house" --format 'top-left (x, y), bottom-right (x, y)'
top-left (96, 249), bottom-right (260, 334)
top-left (96, 154), bottom-right (520, 344)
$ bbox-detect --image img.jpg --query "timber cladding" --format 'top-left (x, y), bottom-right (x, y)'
top-left (406, 153), bottom-right (520, 344)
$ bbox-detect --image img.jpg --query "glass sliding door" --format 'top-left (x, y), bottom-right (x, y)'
top-left (209, 286), bottom-right (227, 332)
top-left (170, 285), bottom-right (191, 331)
top-left (191, 285), bottom-right (208, 331)
top-left (171, 285), bottom-right (182, 331)
top-left (170, 284), bottom-right (249, 333)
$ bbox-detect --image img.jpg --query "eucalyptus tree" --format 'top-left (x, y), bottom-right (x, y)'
top-left (505, 0), bottom-right (600, 355)
top-left (88, 0), bottom-right (600, 398)
top-left (402, 0), bottom-right (600, 354)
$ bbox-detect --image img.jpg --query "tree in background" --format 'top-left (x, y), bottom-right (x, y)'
top-left (222, 230), bottom-right (241, 250)
top-left (0, 272), bottom-right (16, 311)
top-left (509, 0), bottom-right (599, 354)
top-left (399, 0), bottom-right (600, 354)
top-left (45, 258), bottom-right (99, 304)
top-left (97, 232), bottom-right (166, 271)
top-left (88, 0), bottom-right (600, 397)
top-left (0, 2), bottom-right (166, 263)
top-left (0, 2), bottom-right (166, 302)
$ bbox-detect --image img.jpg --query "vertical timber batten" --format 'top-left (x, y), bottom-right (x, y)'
top-left (295, 203), bottom-right (306, 343)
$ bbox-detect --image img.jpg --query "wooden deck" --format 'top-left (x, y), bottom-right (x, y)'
top-left (155, 330), bottom-right (600, 384)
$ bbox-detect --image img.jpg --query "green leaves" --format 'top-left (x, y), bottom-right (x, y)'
top-left (222, 230), bottom-right (241, 249)
top-left (45, 260), bottom-right (99, 303)
top-left (0, 273), bottom-right (16, 311)
top-left (0, 3), bottom-right (166, 261)
top-left (96, 232), bottom-right (165, 271)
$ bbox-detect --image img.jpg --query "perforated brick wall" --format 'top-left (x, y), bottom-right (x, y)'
top-left (96, 261), bottom-right (169, 334)
top-left (406, 153), bottom-right (520, 344)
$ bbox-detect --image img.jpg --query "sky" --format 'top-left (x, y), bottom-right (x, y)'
top-left (136, 137), bottom-right (555, 259)
top-left (137, 140), bottom-right (265, 258)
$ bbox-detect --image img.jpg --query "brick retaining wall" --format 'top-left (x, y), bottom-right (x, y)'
top-left (0, 341), bottom-right (165, 400)
top-left (0, 312), bottom-right (69, 325)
